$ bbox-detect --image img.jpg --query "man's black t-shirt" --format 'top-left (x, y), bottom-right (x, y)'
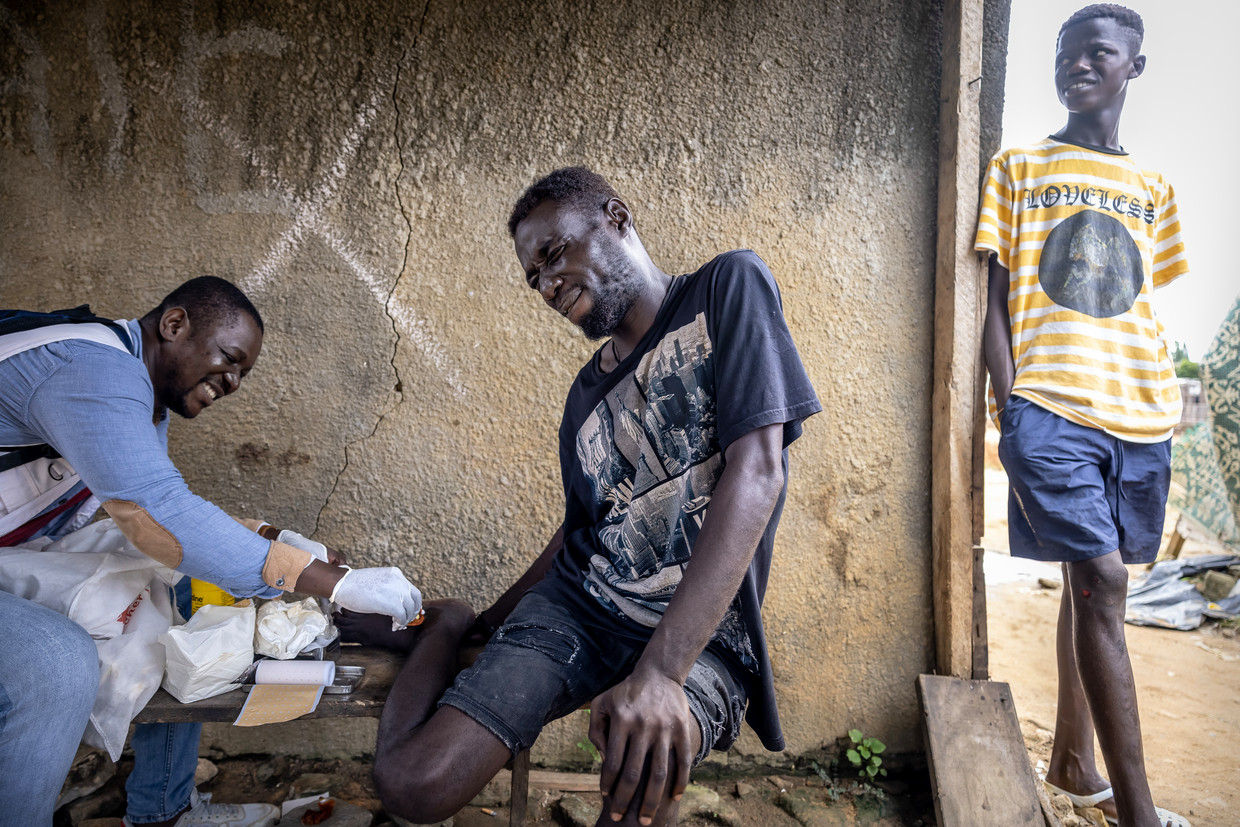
top-left (531, 249), bottom-right (821, 751)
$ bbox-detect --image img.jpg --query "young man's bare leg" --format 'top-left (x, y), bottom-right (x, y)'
top-left (1065, 553), bottom-right (1161, 827)
top-left (1046, 563), bottom-right (1117, 822)
top-left (372, 600), bottom-right (514, 823)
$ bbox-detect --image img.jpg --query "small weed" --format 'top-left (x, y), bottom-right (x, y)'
top-left (845, 729), bottom-right (887, 802)
top-left (575, 711), bottom-right (601, 765)
top-left (810, 759), bottom-right (843, 802)
top-left (575, 736), bottom-right (601, 764)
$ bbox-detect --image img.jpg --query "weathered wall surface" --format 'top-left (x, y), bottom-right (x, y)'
top-left (1, 0), bottom-right (949, 763)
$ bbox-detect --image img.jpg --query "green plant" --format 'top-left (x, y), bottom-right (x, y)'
top-left (845, 729), bottom-right (887, 781)
top-left (575, 736), bottom-right (601, 765)
top-left (575, 711), bottom-right (601, 765)
top-left (810, 759), bottom-right (843, 802)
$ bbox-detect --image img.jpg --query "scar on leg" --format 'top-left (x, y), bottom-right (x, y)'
top-left (1080, 588), bottom-right (1091, 598)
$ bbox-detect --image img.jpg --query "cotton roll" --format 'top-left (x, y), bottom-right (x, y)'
top-left (253, 659), bottom-right (336, 686)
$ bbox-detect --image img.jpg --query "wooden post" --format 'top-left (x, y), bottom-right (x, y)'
top-left (931, 0), bottom-right (987, 679)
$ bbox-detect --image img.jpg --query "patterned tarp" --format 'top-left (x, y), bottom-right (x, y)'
top-left (1170, 295), bottom-right (1240, 550)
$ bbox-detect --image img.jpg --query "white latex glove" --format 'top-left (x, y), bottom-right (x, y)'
top-left (275, 528), bottom-right (328, 563)
top-left (329, 567), bottom-right (422, 628)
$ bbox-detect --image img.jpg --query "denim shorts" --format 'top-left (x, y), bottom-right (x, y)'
top-left (998, 395), bottom-right (1171, 564)
top-left (439, 591), bottom-right (747, 763)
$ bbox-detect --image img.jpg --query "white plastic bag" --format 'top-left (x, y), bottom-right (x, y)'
top-left (0, 518), bottom-right (179, 638)
top-left (254, 597), bottom-right (334, 659)
top-left (160, 602), bottom-right (256, 703)
top-left (85, 583), bottom-right (173, 759)
top-left (0, 519), bottom-right (178, 760)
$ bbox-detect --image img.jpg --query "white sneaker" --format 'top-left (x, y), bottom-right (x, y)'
top-left (124, 791), bottom-right (280, 827)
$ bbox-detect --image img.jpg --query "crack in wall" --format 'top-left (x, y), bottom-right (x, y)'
top-left (312, 0), bottom-right (433, 540)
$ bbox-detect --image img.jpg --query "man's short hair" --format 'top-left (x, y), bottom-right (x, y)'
top-left (1059, 4), bottom-right (1144, 52)
top-left (142, 276), bottom-right (264, 334)
top-left (507, 166), bottom-right (620, 238)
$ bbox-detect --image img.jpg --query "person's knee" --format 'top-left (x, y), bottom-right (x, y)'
top-left (1068, 556), bottom-right (1129, 609)
top-left (36, 613), bottom-right (99, 710)
top-left (373, 758), bottom-right (469, 824)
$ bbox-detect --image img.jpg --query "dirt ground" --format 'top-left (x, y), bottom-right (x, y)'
top-left (56, 426), bottom-right (1239, 827)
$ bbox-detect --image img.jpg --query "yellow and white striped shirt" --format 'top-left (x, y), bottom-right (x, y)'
top-left (976, 137), bottom-right (1189, 443)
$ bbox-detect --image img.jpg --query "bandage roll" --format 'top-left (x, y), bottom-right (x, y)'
top-left (253, 659), bottom-right (336, 686)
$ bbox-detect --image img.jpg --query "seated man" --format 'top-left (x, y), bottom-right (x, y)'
top-left (360, 167), bottom-right (821, 826)
top-left (0, 277), bottom-right (423, 827)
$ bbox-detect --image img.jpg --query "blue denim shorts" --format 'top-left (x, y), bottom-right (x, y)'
top-left (439, 591), bottom-right (747, 763)
top-left (997, 395), bottom-right (1171, 564)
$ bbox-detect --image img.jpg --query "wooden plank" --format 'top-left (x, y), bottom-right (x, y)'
top-left (917, 675), bottom-right (1042, 827)
top-left (133, 645), bottom-right (403, 724)
top-left (509, 750), bottom-right (530, 827)
top-left (489, 768), bottom-right (600, 794)
top-left (931, 0), bottom-right (988, 678)
top-left (971, 544), bottom-right (989, 680)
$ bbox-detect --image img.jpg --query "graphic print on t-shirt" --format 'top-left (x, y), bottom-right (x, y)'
top-left (577, 313), bottom-right (720, 585)
top-left (575, 312), bottom-right (756, 668)
top-left (1038, 208), bottom-right (1143, 318)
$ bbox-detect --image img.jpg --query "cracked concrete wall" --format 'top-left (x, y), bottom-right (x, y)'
top-left (1, 0), bottom-right (965, 765)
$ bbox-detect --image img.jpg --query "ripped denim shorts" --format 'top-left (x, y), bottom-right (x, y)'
top-left (439, 591), bottom-right (747, 763)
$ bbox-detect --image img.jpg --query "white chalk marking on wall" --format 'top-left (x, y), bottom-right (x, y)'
top-left (0, 4), bottom-right (54, 167)
top-left (85, 0), bottom-right (129, 175)
top-left (319, 225), bottom-right (463, 392)
top-left (176, 0), bottom-right (289, 195)
top-left (195, 78), bottom-right (467, 396)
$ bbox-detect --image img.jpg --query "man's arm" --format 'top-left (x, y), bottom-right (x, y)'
top-left (465, 525), bottom-right (564, 644)
top-left (588, 422), bottom-right (785, 825)
top-left (983, 256), bottom-right (1015, 412)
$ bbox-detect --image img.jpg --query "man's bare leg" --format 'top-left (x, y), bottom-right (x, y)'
top-left (1064, 552), bottom-right (1162, 827)
top-left (1046, 563), bottom-right (1117, 822)
top-left (371, 600), bottom-right (514, 823)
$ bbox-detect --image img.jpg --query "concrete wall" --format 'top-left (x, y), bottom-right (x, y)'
top-left (1, 0), bottom-right (959, 765)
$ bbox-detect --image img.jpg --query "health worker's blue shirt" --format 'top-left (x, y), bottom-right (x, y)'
top-left (0, 319), bottom-right (281, 597)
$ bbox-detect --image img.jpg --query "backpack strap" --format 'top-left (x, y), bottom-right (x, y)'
top-left (0, 444), bottom-right (62, 473)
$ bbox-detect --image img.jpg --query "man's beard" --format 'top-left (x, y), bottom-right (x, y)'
top-left (579, 243), bottom-right (643, 340)
top-left (157, 366), bottom-right (200, 419)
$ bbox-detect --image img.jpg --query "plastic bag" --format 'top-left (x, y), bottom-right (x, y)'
top-left (160, 601), bottom-right (256, 703)
top-left (86, 583), bottom-right (173, 759)
top-left (254, 597), bottom-right (335, 659)
top-left (0, 518), bottom-right (178, 638)
top-left (0, 519), bottom-right (177, 760)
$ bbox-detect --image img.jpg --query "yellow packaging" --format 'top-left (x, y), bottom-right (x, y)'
top-left (189, 578), bottom-right (236, 615)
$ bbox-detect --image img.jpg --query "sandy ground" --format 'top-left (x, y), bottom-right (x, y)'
top-left (981, 426), bottom-right (1240, 827)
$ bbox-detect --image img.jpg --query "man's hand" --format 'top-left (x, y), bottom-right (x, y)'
top-left (330, 567), bottom-right (423, 626)
top-left (589, 668), bottom-right (696, 825)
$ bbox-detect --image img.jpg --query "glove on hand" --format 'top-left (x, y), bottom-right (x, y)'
top-left (275, 529), bottom-right (328, 564)
top-left (329, 567), bottom-right (422, 627)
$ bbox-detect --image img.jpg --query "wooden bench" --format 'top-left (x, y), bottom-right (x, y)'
top-left (133, 644), bottom-right (536, 826)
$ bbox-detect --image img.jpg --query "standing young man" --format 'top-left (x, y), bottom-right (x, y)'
top-left (977, 6), bottom-right (1190, 826)
top-left (363, 166), bottom-right (820, 826)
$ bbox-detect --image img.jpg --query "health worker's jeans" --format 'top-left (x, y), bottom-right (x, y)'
top-left (0, 588), bottom-right (200, 824)
top-left (0, 590), bottom-right (100, 824)
top-left (125, 721), bottom-right (203, 823)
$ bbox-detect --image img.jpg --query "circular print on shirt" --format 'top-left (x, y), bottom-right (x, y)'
top-left (1038, 209), bottom-right (1143, 318)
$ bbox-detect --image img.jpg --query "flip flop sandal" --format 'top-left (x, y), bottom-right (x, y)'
top-left (1044, 780), bottom-right (1115, 809)
top-left (1044, 781), bottom-right (1118, 824)
top-left (1044, 784), bottom-right (1193, 827)
top-left (1155, 806), bottom-right (1191, 827)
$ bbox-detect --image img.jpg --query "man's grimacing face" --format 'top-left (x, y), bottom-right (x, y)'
top-left (514, 199), bottom-right (643, 340)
